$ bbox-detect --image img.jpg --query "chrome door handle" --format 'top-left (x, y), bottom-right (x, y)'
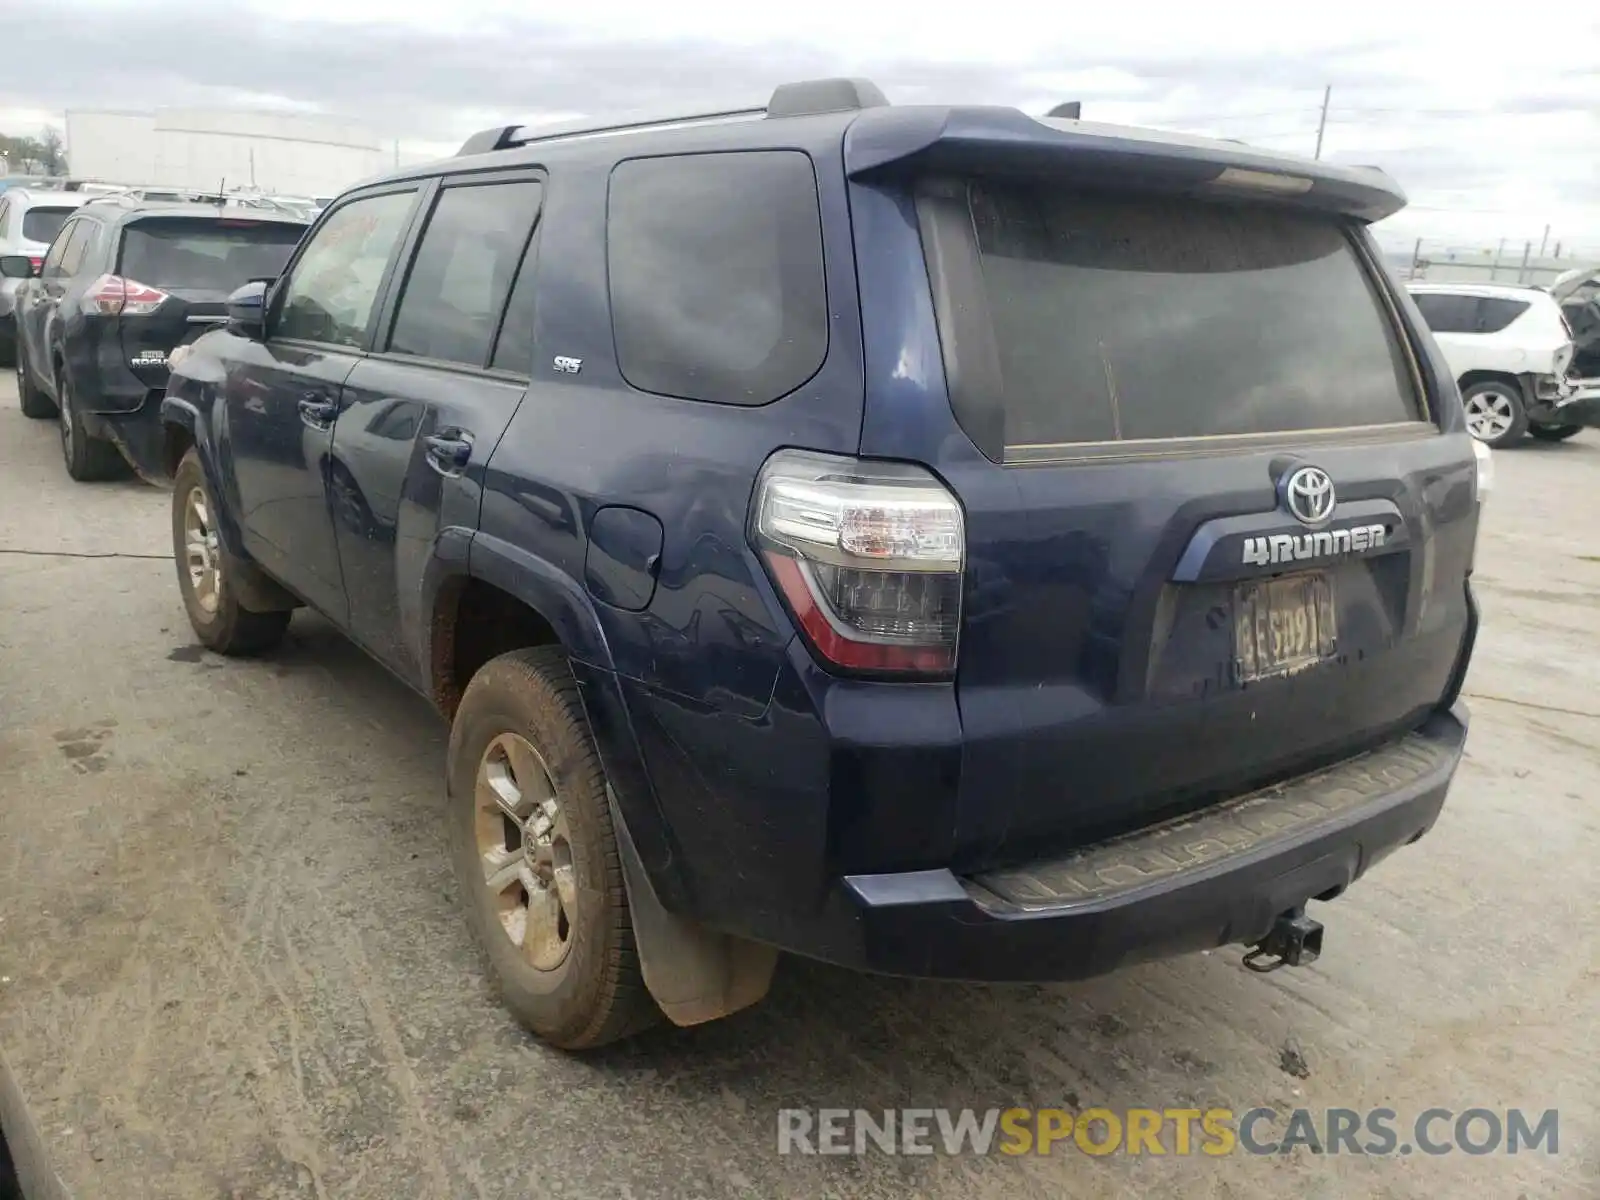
top-left (297, 395), bottom-right (338, 430)
top-left (423, 430), bottom-right (474, 475)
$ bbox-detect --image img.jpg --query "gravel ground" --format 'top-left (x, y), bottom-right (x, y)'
top-left (0, 375), bottom-right (1595, 1199)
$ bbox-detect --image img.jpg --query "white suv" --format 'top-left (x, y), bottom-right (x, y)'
top-left (0, 187), bottom-right (78, 366)
top-left (1407, 282), bottom-right (1584, 447)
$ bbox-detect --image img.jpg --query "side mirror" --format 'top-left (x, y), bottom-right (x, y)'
top-left (0, 255), bottom-right (38, 280)
top-left (226, 279), bottom-right (268, 339)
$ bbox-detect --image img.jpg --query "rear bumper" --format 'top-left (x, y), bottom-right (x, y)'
top-left (85, 398), bottom-right (166, 483)
top-left (794, 705), bottom-right (1466, 981)
top-left (1538, 380), bottom-right (1600, 428)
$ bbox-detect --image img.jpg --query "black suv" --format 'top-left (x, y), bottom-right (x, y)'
top-left (2, 196), bottom-right (306, 480)
top-left (159, 78), bottom-right (1485, 1049)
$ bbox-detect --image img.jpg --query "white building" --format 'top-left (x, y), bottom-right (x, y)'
top-left (64, 108), bottom-right (392, 198)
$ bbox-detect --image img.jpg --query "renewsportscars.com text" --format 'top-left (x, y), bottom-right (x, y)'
top-left (776, 1106), bottom-right (1559, 1157)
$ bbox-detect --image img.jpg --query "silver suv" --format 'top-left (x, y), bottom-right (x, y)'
top-left (0, 187), bottom-right (77, 364)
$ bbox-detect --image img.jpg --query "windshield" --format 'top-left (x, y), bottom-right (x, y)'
top-left (939, 182), bottom-right (1422, 454)
top-left (117, 218), bottom-right (304, 290)
top-left (21, 206), bottom-right (73, 244)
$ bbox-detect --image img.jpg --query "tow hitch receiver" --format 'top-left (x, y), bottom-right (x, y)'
top-left (1242, 907), bottom-right (1324, 973)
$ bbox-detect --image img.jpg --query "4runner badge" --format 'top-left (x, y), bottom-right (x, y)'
top-left (1242, 523), bottom-right (1387, 567)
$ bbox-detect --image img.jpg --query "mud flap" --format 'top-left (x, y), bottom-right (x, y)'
top-left (605, 786), bottom-right (777, 1027)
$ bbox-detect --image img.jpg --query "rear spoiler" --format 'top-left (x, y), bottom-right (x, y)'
top-left (842, 107), bottom-right (1406, 223)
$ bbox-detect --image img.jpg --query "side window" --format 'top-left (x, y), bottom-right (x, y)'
top-left (491, 224), bottom-right (542, 374)
top-left (1411, 293), bottom-right (1478, 335)
top-left (607, 152), bottom-right (828, 406)
top-left (273, 190), bottom-right (417, 348)
top-left (41, 219), bottom-right (78, 277)
top-left (1475, 297), bottom-right (1530, 334)
top-left (387, 179), bottom-right (543, 368)
top-left (60, 221), bottom-right (100, 277)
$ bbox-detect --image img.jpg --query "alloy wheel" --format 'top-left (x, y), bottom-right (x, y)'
top-left (474, 731), bottom-right (577, 972)
top-left (1463, 388), bottom-right (1517, 442)
top-left (182, 486), bottom-right (223, 614)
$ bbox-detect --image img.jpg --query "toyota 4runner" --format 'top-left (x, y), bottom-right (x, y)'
top-left (157, 78), bottom-right (1485, 1048)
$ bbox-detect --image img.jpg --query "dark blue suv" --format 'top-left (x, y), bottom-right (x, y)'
top-left (156, 78), bottom-right (1484, 1048)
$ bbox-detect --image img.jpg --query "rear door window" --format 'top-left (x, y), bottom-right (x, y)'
top-left (607, 151), bottom-right (828, 406)
top-left (21, 206), bottom-right (73, 245)
top-left (927, 182), bottom-right (1421, 457)
top-left (1411, 293), bottom-right (1480, 334)
top-left (386, 178), bottom-right (543, 369)
top-left (118, 219), bottom-right (304, 291)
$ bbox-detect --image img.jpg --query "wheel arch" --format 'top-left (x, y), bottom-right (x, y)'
top-left (427, 533), bottom-right (761, 1020)
top-left (1457, 369), bottom-right (1527, 398)
top-left (159, 395), bottom-right (247, 555)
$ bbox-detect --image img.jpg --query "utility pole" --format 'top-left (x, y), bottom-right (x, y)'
top-left (1538, 223), bottom-right (1550, 258)
top-left (1313, 84), bottom-right (1332, 159)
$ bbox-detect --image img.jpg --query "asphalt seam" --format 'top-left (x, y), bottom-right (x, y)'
top-left (1461, 691), bottom-right (1600, 721)
top-left (0, 548), bottom-right (173, 561)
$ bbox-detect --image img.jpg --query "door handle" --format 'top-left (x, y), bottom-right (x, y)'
top-left (423, 430), bottom-right (474, 476)
top-left (297, 395), bottom-right (339, 430)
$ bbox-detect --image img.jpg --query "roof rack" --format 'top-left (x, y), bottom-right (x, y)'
top-left (456, 76), bottom-right (890, 157)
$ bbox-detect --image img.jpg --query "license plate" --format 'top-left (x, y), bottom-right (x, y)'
top-left (1234, 573), bottom-right (1337, 682)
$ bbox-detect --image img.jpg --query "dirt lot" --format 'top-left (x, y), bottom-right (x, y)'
top-left (0, 375), bottom-right (1596, 1199)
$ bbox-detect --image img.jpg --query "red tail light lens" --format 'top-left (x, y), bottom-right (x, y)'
top-left (27, 256), bottom-right (43, 273)
top-left (751, 450), bottom-right (965, 675)
top-left (82, 274), bottom-right (169, 316)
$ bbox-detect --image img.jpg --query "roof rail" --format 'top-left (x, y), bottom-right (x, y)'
top-left (456, 75), bottom-right (891, 157)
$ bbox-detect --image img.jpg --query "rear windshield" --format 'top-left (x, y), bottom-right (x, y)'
top-left (1411, 292), bottom-right (1529, 335)
top-left (22, 207), bottom-right (72, 244)
top-left (937, 183), bottom-right (1420, 456)
top-left (118, 219), bottom-right (304, 291)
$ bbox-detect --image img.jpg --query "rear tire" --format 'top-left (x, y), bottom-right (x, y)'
top-left (171, 449), bottom-right (291, 655)
top-left (447, 646), bottom-right (661, 1049)
top-left (57, 370), bottom-right (126, 481)
top-left (1527, 423), bottom-right (1583, 442)
top-left (14, 338), bottom-right (55, 419)
top-left (1460, 380), bottom-right (1528, 449)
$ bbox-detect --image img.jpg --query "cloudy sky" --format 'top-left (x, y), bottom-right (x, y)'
top-left (2, 0), bottom-right (1596, 253)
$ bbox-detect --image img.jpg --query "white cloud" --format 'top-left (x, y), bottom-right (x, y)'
top-left (3, 0), bottom-right (1596, 253)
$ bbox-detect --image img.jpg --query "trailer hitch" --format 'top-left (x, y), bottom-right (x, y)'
top-left (1242, 906), bottom-right (1324, 973)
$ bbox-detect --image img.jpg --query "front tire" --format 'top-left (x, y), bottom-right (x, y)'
top-left (170, 449), bottom-right (290, 655)
top-left (1460, 380), bottom-right (1529, 449)
top-left (1527, 423), bottom-right (1583, 442)
top-left (447, 647), bottom-right (660, 1049)
top-left (57, 370), bottom-right (126, 480)
top-left (14, 337), bottom-right (56, 419)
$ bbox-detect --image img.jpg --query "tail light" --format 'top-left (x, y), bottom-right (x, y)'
top-left (750, 450), bottom-right (965, 675)
top-left (82, 274), bottom-right (169, 316)
top-left (27, 255), bottom-right (43, 273)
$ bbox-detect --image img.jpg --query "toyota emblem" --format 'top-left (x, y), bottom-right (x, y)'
top-left (1281, 466), bottom-right (1336, 526)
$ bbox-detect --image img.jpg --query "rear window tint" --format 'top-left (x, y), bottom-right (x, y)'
top-left (607, 151), bottom-right (828, 406)
top-left (947, 183), bottom-right (1419, 453)
top-left (1474, 296), bottom-right (1530, 333)
top-left (22, 207), bottom-right (72, 244)
top-left (118, 220), bottom-right (304, 291)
